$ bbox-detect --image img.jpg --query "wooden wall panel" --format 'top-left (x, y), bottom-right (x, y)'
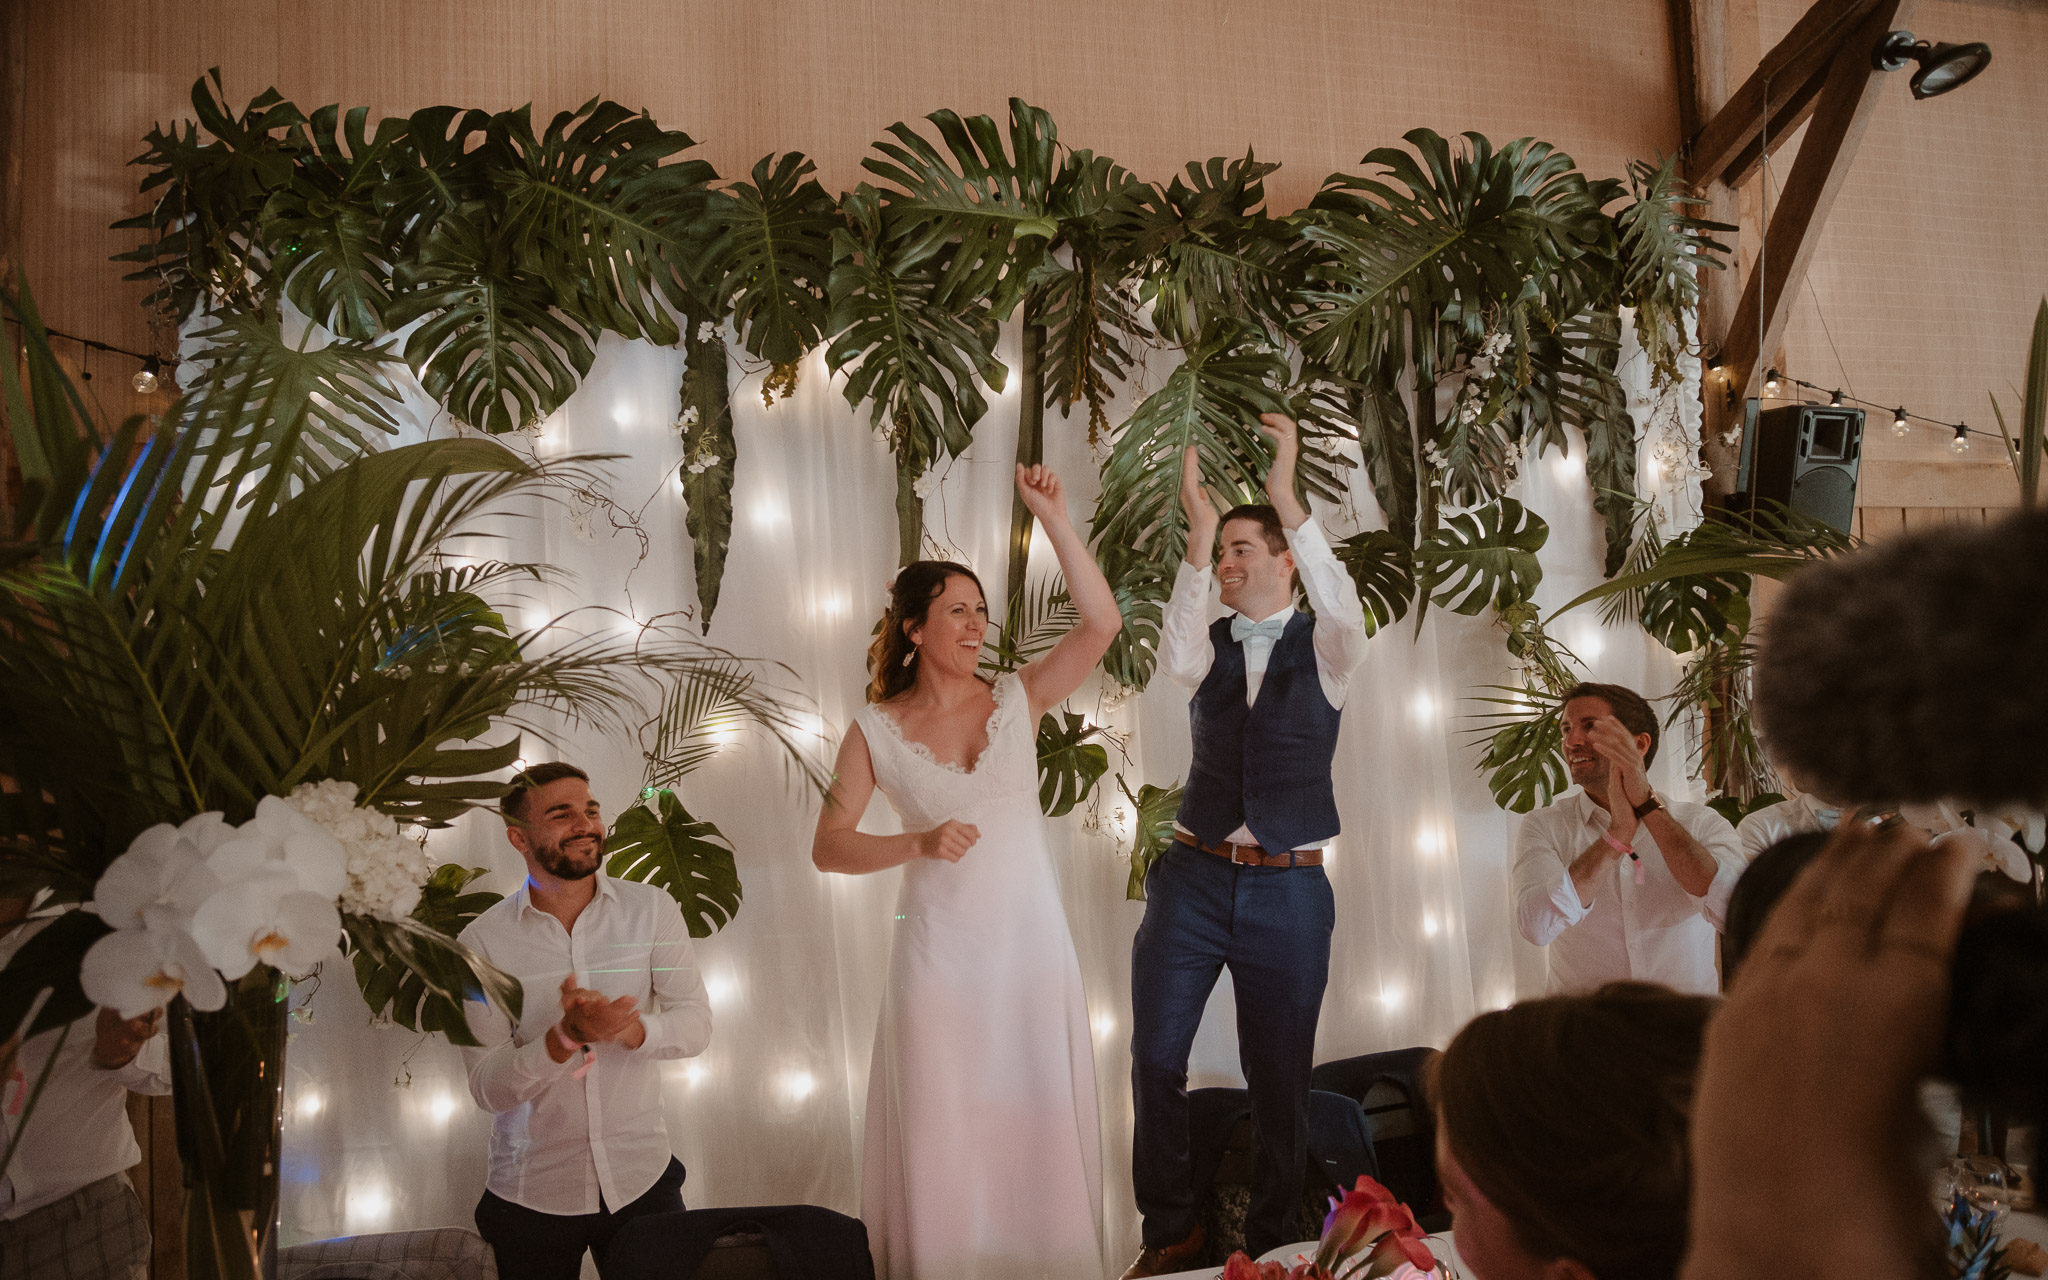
top-left (22, 0), bottom-right (1686, 354)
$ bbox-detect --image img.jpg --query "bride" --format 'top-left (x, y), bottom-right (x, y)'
top-left (812, 464), bottom-right (1123, 1279)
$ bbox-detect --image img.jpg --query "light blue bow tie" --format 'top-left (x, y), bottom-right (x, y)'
top-left (1230, 614), bottom-right (1289, 644)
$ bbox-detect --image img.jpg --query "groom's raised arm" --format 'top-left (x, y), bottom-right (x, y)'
top-left (1259, 416), bottom-right (1371, 696)
top-left (1159, 447), bottom-right (1219, 689)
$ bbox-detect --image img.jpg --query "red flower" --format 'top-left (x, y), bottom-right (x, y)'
top-left (1313, 1176), bottom-right (1436, 1277)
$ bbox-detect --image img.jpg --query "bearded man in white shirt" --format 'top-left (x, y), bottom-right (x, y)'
top-left (1511, 683), bottom-right (1743, 996)
top-left (459, 762), bottom-right (712, 1280)
top-left (0, 898), bottom-right (170, 1280)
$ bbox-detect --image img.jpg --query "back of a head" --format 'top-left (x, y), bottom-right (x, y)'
top-left (1436, 984), bottom-right (1714, 1280)
top-left (1722, 831), bottom-right (1830, 984)
top-left (1754, 508), bottom-right (2048, 809)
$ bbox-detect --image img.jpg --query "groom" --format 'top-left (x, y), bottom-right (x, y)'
top-left (1123, 415), bottom-right (1372, 1274)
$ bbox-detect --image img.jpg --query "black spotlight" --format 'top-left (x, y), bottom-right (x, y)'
top-left (1873, 30), bottom-right (1993, 99)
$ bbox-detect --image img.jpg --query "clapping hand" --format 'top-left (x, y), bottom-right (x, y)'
top-left (558, 972), bottom-right (643, 1048)
top-left (1016, 464), bottom-right (1069, 526)
top-left (1587, 716), bottom-right (1651, 806)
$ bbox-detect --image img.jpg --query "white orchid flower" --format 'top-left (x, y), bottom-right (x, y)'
top-left (81, 922), bottom-right (227, 1018)
top-left (205, 796), bottom-right (348, 902)
top-left (94, 818), bottom-right (225, 931)
top-left (189, 872), bottom-right (343, 980)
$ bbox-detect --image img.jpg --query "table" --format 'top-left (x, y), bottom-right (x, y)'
top-left (1147, 1231), bottom-right (1465, 1279)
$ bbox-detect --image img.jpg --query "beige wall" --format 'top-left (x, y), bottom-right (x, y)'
top-left (17, 0), bottom-right (2046, 515)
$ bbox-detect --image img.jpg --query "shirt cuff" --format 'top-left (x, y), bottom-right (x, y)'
top-left (1171, 558), bottom-right (1212, 598)
top-left (1283, 514), bottom-right (1333, 561)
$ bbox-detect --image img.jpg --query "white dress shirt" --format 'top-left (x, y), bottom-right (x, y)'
top-left (459, 873), bottom-right (711, 1215)
top-left (0, 917), bottom-right (172, 1219)
top-left (1512, 787), bottom-right (1744, 995)
top-left (1160, 516), bottom-right (1371, 848)
top-left (1736, 793), bottom-right (1840, 862)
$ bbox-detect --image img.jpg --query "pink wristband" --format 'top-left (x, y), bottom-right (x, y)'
top-left (1601, 833), bottom-right (1635, 857)
top-left (553, 1027), bottom-right (593, 1078)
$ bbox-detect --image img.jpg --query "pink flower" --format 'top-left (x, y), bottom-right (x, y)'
top-left (1314, 1176), bottom-right (1436, 1277)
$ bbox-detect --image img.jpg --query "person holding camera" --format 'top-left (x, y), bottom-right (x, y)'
top-left (1512, 683), bottom-right (1743, 995)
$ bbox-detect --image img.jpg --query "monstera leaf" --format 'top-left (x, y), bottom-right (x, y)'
top-left (861, 98), bottom-right (1060, 316)
top-left (1414, 498), bottom-right (1549, 617)
top-left (1470, 686), bottom-right (1569, 814)
top-left (262, 104), bottom-right (406, 340)
top-left (1099, 542), bottom-right (1172, 693)
top-left (494, 99), bottom-right (716, 347)
top-left (1123, 152), bottom-right (1298, 346)
top-left (1334, 529), bottom-right (1417, 636)
top-left (1037, 709), bottom-right (1110, 818)
top-left (345, 864), bottom-right (519, 1046)
top-left (827, 184), bottom-right (1006, 467)
top-left (1092, 327), bottom-right (1290, 574)
top-left (606, 788), bottom-right (742, 939)
top-left (387, 203), bottom-right (597, 434)
top-left (699, 152), bottom-right (838, 366)
top-left (1121, 776), bottom-right (1187, 901)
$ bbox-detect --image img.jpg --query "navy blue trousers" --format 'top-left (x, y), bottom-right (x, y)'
top-left (475, 1157), bottom-right (687, 1280)
top-left (1130, 843), bottom-right (1335, 1254)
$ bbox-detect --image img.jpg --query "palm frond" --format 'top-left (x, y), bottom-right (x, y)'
top-left (1551, 501), bottom-right (1854, 620)
top-left (1616, 155), bottom-right (1733, 389)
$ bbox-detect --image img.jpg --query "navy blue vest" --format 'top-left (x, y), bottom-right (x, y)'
top-left (1174, 612), bottom-right (1344, 852)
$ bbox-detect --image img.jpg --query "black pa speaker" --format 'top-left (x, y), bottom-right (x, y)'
top-left (1734, 402), bottom-right (1864, 532)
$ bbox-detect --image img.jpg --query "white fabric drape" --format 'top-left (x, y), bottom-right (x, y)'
top-left (268, 308), bottom-right (1702, 1271)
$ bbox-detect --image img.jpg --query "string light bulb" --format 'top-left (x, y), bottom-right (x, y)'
top-left (1951, 424), bottom-right (1971, 454)
top-left (1830, 388), bottom-right (1844, 407)
top-left (1764, 367), bottom-right (1780, 394)
top-left (1892, 407), bottom-right (1910, 437)
top-left (132, 355), bottom-right (163, 395)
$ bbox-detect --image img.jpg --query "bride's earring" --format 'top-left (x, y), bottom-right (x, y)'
top-left (902, 647), bottom-right (917, 667)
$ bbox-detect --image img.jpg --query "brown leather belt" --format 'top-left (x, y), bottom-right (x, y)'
top-left (1175, 831), bottom-right (1324, 868)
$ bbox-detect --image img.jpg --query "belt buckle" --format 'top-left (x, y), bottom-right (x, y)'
top-left (1230, 842), bottom-right (1259, 866)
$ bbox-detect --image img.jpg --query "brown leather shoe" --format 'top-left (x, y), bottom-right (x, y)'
top-left (1119, 1225), bottom-right (1205, 1279)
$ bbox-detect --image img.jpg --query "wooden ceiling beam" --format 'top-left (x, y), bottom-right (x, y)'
top-left (1719, 60), bottom-right (1831, 186)
top-left (1722, 0), bottom-right (1917, 400)
top-left (1685, 0), bottom-right (1883, 185)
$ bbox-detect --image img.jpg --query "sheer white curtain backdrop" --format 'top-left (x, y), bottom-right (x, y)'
top-left (252, 303), bottom-right (1704, 1271)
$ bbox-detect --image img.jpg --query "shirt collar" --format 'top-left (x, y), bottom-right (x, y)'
top-left (512, 870), bottom-right (616, 918)
top-left (1235, 603), bottom-right (1296, 626)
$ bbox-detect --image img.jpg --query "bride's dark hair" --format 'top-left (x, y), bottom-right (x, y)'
top-left (867, 560), bottom-right (985, 704)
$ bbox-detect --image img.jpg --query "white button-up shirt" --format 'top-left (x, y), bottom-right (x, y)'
top-left (1160, 516), bottom-right (1371, 848)
top-left (0, 917), bottom-right (172, 1219)
top-left (1512, 788), bottom-right (1744, 995)
top-left (459, 873), bottom-right (711, 1215)
top-left (1736, 793), bottom-right (1840, 862)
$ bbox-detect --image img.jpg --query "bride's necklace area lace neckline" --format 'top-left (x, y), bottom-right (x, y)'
top-left (872, 677), bottom-right (1010, 776)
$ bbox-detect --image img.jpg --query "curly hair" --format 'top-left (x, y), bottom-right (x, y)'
top-left (866, 560), bottom-right (985, 704)
top-left (1753, 509), bottom-right (2048, 807)
top-left (1435, 983), bottom-right (1713, 1280)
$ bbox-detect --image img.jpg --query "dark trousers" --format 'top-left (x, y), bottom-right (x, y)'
top-left (1130, 843), bottom-right (1335, 1255)
top-left (475, 1158), bottom-right (687, 1280)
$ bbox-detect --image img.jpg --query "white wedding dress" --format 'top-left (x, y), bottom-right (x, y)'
top-left (853, 672), bottom-right (1104, 1279)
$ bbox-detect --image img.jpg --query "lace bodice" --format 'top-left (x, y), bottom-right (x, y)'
top-left (855, 673), bottom-right (1037, 829)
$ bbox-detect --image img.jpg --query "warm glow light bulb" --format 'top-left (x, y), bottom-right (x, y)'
top-left (1091, 1011), bottom-right (1117, 1040)
top-left (1421, 913), bottom-right (1440, 938)
top-left (1951, 425), bottom-right (1971, 455)
top-left (1379, 985), bottom-right (1406, 1012)
top-left (429, 1092), bottom-right (458, 1124)
top-left (297, 1090), bottom-right (324, 1120)
top-left (1892, 407), bottom-right (1910, 437)
top-left (781, 1070), bottom-right (817, 1102)
top-left (132, 368), bottom-right (158, 395)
